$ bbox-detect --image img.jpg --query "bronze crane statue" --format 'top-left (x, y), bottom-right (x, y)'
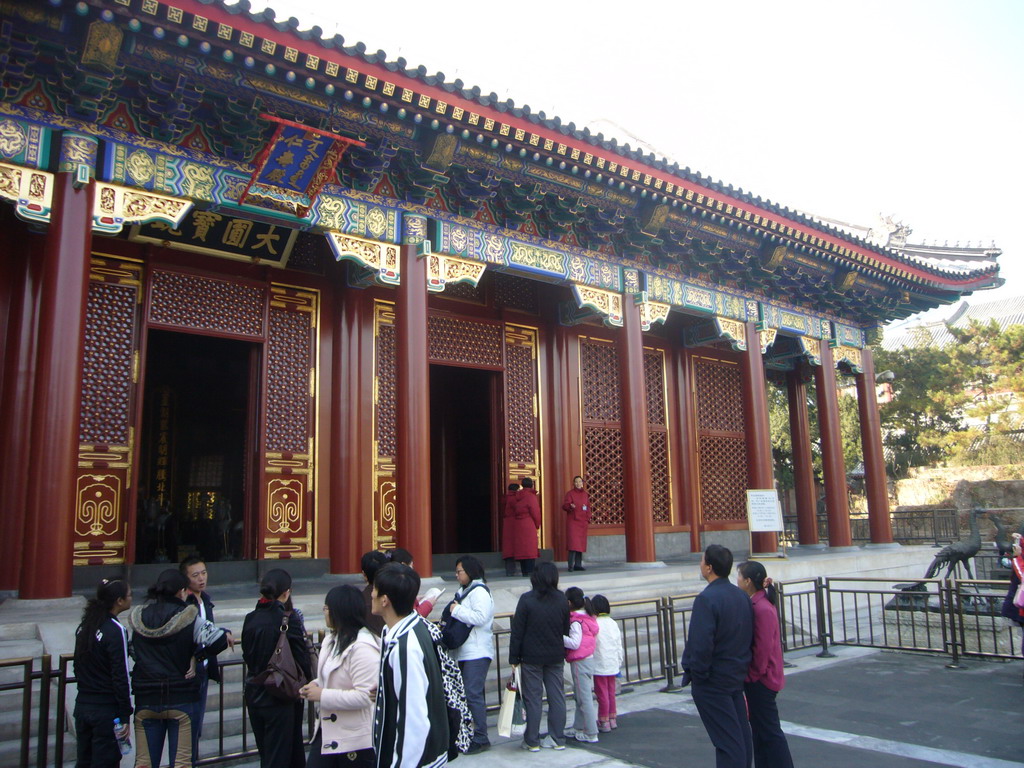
top-left (924, 508), bottom-right (986, 580)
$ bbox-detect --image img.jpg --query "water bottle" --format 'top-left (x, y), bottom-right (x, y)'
top-left (113, 717), bottom-right (131, 756)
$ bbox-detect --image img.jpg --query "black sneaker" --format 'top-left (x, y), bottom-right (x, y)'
top-left (465, 743), bottom-right (490, 755)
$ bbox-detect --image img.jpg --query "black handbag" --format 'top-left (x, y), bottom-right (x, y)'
top-left (439, 584), bottom-right (488, 650)
top-left (250, 614), bottom-right (307, 701)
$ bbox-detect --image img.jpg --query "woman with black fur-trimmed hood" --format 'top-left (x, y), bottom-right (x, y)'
top-left (125, 569), bottom-right (229, 768)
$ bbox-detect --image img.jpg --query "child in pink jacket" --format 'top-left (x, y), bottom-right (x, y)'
top-left (563, 586), bottom-right (600, 743)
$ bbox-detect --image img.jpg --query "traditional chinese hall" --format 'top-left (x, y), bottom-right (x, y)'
top-left (0, 0), bottom-right (1000, 597)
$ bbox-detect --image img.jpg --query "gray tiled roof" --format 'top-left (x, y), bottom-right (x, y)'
top-left (882, 295), bottom-right (1024, 350)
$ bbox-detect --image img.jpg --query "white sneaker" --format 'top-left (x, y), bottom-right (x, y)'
top-left (575, 732), bottom-right (599, 744)
top-left (540, 735), bottom-right (565, 750)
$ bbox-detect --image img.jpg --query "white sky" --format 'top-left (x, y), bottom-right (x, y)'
top-left (262, 0), bottom-right (1023, 320)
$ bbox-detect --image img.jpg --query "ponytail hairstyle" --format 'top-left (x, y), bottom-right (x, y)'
top-left (75, 578), bottom-right (130, 653)
top-left (387, 547), bottom-right (414, 566)
top-left (259, 568), bottom-right (292, 601)
top-left (566, 586), bottom-right (596, 616)
top-left (146, 569), bottom-right (188, 602)
top-left (738, 561), bottom-right (777, 606)
top-left (323, 585), bottom-right (369, 656)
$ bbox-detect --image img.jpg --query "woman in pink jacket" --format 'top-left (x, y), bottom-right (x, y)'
top-left (562, 476), bottom-right (592, 571)
top-left (737, 561), bottom-right (793, 768)
top-left (299, 585), bottom-right (381, 768)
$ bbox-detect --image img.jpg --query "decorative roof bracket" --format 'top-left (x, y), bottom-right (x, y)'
top-left (93, 182), bottom-right (192, 235)
top-left (684, 317), bottom-right (747, 351)
top-left (327, 231), bottom-right (400, 286)
top-left (0, 162), bottom-right (53, 225)
top-left (567, 283), bottom-right (623, 328)
top-left (426, 251), bottom-right (486, 293)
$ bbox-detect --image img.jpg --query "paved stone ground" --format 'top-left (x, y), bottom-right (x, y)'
top-left (227, 645), bottom-right (1024, 768)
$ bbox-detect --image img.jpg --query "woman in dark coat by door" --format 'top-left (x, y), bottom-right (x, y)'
top-left (562, 475), bottom-right (592, 572)
top-left (501, 483), bottom-right (520, 577)
top-left (512, 478), bottom-right (541, 576)
top-left (242, 569), bottom-right (313, 768)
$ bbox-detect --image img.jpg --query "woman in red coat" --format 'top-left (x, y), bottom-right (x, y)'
top-left (501, 482), bottom-right (520, 577)
top-left (562, 475), bottom-right (592, 572)
top-left (512, 477), bottom-right (542, 576)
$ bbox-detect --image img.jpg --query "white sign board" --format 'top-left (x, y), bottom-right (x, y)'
top-left (746, 490), bottom-right (783, 532)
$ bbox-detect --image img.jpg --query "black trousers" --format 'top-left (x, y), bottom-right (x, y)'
top-left (306, 730), bottom-right (374, 768)
top-left (691, 681), bottom-right (752, 768)
top-left (568, 551), bottom-right (583, 570)
top-left (249, 702), bottom-right (306, 768)
top-left (517, 558), bottom-right (536, 576)
top-left (74, 702), bottom-right (123, 768)
top-left (743, 681), bottom-right (793, 768)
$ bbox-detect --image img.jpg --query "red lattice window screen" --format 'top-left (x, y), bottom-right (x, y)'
top-left (428, 315), bottom-right (503, 367)
top-left (693, 356), bottom-right (748, 524)
top-left (643, 349), bottom-right (671, 524)
top-left (581, 339), bottom-right (621, 422)
top-left (581, 338), bottom-right (622, 525)
top-left (584, 427), bottom-right (624, 525)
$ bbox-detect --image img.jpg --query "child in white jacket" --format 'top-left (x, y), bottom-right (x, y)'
top-left (590, 594), bottom-right (624, 732)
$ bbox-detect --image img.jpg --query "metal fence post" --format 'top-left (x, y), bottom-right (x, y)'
top-left (943, 578), bottom-right (962, 669)
top-left (814, 577), bottom-right (834, 658)
top-left (36, 655), bottom-right (51, 768)
top-left (54, 655), bottom-right (71, 768)
top-left (659, 598), bottom-right (679, 692)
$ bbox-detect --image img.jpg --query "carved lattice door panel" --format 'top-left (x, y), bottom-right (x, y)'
top-left (692, 354), bottom-right (748, 527)
top-left (372, 301), bottom-right (398, 549)
top-left (261, 286), bottom-right (318, 559)
top-left (504, 323), bottom-right (541, 487)
top-left (644, 349), bottom-right (672, 524)
top-left (74, 257), bottom-right (143, 565)
top-left (580, 337), bottom-right (624, 525)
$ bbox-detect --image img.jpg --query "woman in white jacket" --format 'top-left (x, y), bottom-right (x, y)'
top-left (448, 555), bottom-right (494, 754)
top-left (299, 585), bottom-right (381, 768)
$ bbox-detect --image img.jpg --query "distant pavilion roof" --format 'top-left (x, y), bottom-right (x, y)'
top-left (882, 295), bottom-right (1024, 350)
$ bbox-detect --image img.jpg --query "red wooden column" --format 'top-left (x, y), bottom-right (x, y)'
top-left (786, 367), bottom-right (820, 546)
top-left (330, 284), bottom-right (373, 573)
top-left (742, 322), bottom-right (777, 553)
top-left (395, 241), bottom-right (433, 575)
top-left (0, 237), bottom-right (41, 591)
top-left (814, 342), bottom-right (853, 548)
top-left (618, 295), bottom-right (655, 562)
top-left (856, 347), bottom-right (894, 545)
top-left (20, 137), bottom-right (97, 598)
top-left (544, 319), bottom-right (575, 561)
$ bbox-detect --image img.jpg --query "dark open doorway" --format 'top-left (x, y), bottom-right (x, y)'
top-left (136, 330), bottom-right (256, 564)
top-left (429, 365), bottom-right (499, 554)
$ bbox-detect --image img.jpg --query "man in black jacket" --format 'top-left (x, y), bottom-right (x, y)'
top-left (181, 556), bottom-right (233, 764)
top-left (681, 545), bottom-right (754, 768)
top-left (372, 563), bottom-right (450, 768)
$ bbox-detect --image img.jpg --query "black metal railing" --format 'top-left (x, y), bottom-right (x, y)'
top-left (782, 508), bottom-right (962, 547)
top-left (6, 577), bottom-right (1022, 767)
